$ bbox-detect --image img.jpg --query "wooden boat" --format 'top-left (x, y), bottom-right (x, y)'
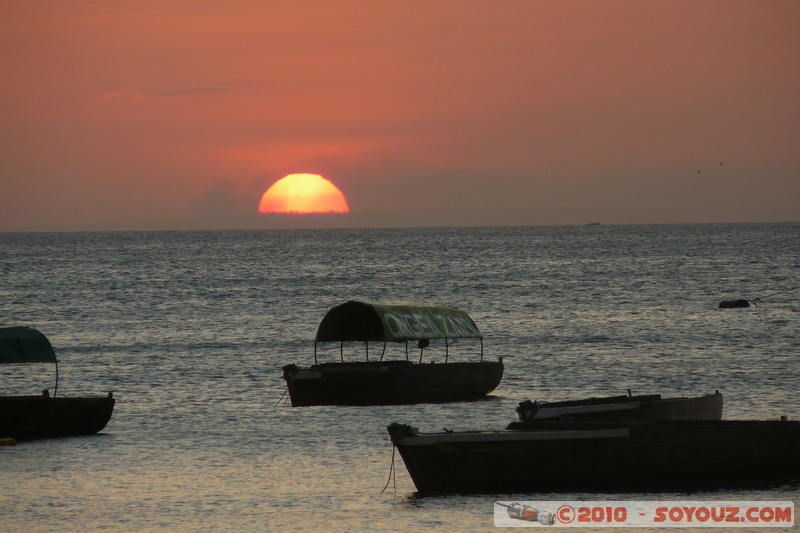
top-left (0, 393), bottom-right (114, 441)
top-left (516, 391), bottom-right (723, 423)
top-left (282, 300), bottom-right (504, 406)
top-left (387, 418), bottom-right (800, 494)
top-left (1, 326), bottom-right (114, 441)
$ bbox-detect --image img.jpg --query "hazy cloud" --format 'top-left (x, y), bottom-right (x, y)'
top-left (100, 86), bottom-right (228, 102)
top-left (149, 86), bottom-right (229, 98)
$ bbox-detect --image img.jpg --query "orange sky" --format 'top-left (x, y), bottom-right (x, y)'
top-left (2, 1), bottom-right (798, 231)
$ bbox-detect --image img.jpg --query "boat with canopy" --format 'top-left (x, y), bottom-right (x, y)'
top-left (282, 300), bottom-right (504, 406)
top-left (0, 326), bottom-right (114, 442)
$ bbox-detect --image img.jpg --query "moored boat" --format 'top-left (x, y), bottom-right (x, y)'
top-left (0, 393), bottom-right (114, 441)
top-left (516, 391), bottom-right (723, 423)
top-left (282, 300), bottom-right (504, 406)
top-left (1, 326), bottom-right (114, 441)
top-left (387, 418), bottom-right (800, 494)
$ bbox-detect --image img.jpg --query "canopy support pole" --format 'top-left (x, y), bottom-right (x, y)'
top-left (54, 361), bottom-right (59, 398)
top-left (417, 339), bottom-right (429, 363)
top-left (445, 338), bottom-right (449, 363)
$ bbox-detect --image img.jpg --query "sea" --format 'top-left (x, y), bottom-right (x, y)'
top-left (1, 223), bottom-right (798, 532)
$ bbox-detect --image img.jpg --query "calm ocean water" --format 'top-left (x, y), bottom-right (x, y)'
top-left (1, 223), bottom-right (799, 532)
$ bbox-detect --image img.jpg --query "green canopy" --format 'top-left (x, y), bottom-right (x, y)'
top-left (315, 300), bottom-right (482, 343)
top-left (0, 326), bottom-right (58, 364)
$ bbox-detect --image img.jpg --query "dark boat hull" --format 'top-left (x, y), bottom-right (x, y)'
top-left (283, 360), bottom-right (503, 406)
top-left (0, 393), bottom-right (114, 441)
top-left (388, 420), bottom-right (800, 494)
top-left (516, 392), bottom-right (723, 423)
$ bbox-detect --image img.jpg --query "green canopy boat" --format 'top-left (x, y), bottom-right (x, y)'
top-left (282, 300), bottom-right (504, 406)
top-left (0, 326), bottom-right (114, 442)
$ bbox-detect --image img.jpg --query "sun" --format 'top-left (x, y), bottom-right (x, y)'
top-left (258, 173), bottom-right (349, 214)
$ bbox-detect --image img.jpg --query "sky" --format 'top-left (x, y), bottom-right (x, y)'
top-left (2, 1), bottom-right (799, 231)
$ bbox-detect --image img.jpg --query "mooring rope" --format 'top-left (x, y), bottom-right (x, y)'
top-left (752, 285), bottom-right (798, 303)
top-left (273, 388), bottom-right (289, 407)
top-left (381, 446), bottom-right (397, 494)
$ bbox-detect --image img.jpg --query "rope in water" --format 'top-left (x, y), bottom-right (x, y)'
top-left (273, 388), bottom-right (289, 407)
top-left (381, 446), bottom-right (397, 494)
top-left (752, 285), bottom-right (798, 303)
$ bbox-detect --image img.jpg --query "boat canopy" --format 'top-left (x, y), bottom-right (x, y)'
top-left (0, 326), bottom-right (58, 364)
top-left (315, 300), bottom-right (482, 343)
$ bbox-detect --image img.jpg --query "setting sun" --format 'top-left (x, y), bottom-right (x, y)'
top-left (258, 173), bottom-right (349, 214)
